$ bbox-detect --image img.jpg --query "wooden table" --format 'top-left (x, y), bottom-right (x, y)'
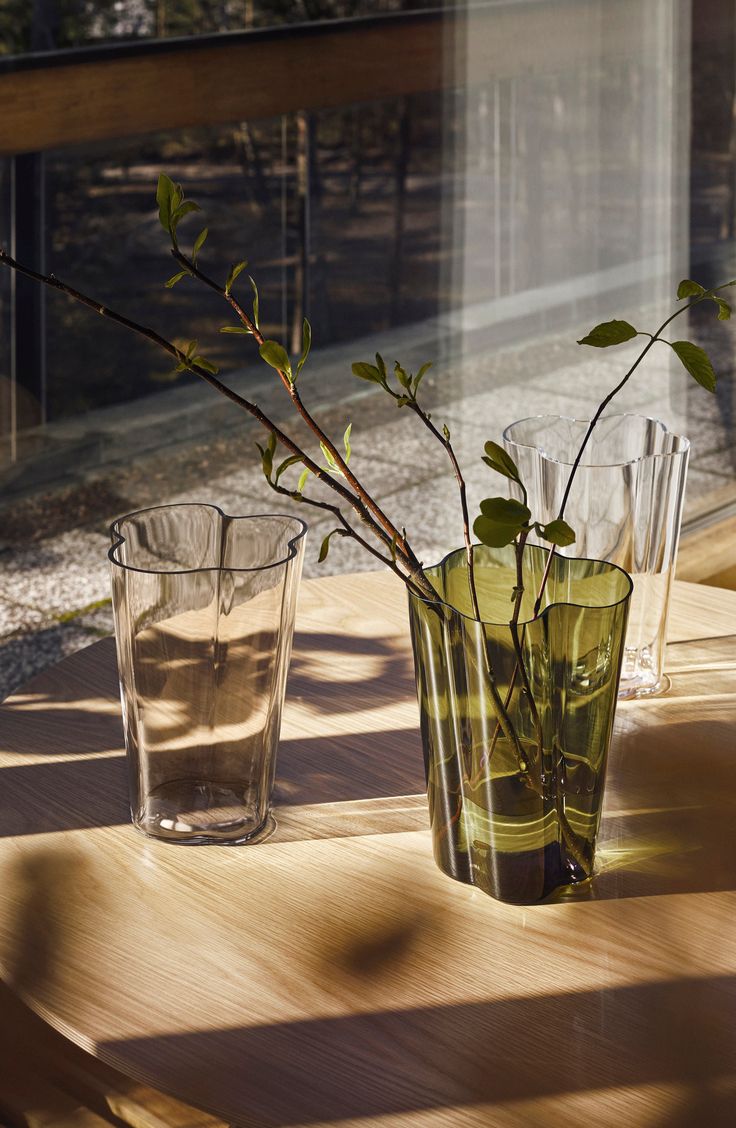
top-left (1, 572), bottom-right (735, 1127)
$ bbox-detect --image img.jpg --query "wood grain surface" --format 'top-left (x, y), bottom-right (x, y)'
top-left (0, 571), bottom-right (735, 1127)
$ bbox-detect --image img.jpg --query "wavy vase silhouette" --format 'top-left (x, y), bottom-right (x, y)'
top-left (503, 414), bottom-right (689, 698)
top-left (408, 544), bottom-right (632, 904)
top-left (109, 504), bottom-right (306, 844)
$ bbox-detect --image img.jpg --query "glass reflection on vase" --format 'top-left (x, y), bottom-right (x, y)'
top-left (109, 504), bottom-right (307, 844)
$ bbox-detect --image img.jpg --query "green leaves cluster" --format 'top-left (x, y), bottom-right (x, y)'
top-left (351, 354), bottom-right (431, 407)
top-left (225, 260), bottom-right (248, 296)
top-left (259, 319), bottom-right (311, 385)
top-left (173, 339), bottom-right (218, 376)
top-left (320, 423), bottom-right (352, 478)
top-left (149, 176), bottom-right (732, 584)
top-left (676, 277), bottom-right (732, 319)
top-left (156, 173), bottom-right (201, 249)
top-left (256, 431), bottom-right (309, 494)
top-left (220, 276), bottom-right (260, 337)
top-left (577, 276), bottom-right (736, 395)
top-left (474, 442), bottom-right (575, 550)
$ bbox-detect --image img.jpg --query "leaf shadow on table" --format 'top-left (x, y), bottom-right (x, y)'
top-left (0, 637), bottom-right (121, 757)
top-left (0, 628), bottom-right (424, 838)
top-left (0, 756), bottom-right (130, 837)
top-left (288, 628), bottom-right (417, 716)
top-left (3, 845), bottom-right (736, 1127)
top-left (99, 973), bottom-right (736, 1127)
top-left (566, 664), bottom-right (736, 902)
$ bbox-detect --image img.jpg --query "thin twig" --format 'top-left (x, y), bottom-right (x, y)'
top-left (0, 248), bottom-right (437, 600)
top-left (263, 476), bottom-right (428, 596)
top-left (404, 400), bottom-right (481, 619)
top-left (533, 289), bottom-right (717, 615)
top-left (172, 248), bottom-right (422, 574)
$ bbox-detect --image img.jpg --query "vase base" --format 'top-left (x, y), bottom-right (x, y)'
top-left (439, 838), bottom-right (592, 905)
top-left (133, 779), bottom-right (274, 845)
top-left (618, 673), bottom-right (670, 700)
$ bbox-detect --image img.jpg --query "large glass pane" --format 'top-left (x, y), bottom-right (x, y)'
top-left (1, 1), bottom-right (735, 699)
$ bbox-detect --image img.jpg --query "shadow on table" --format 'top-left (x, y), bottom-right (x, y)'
top-left (580, 708), bottom-right (736, 901)
top-left (99, 974), bottom-right (736, 1127)
top-left (1, 633), bottom-right (735, 907)
top-left (0, 627), bottom-right (423, 837)
top-left (287, 628), bottom-right (416, 717)
top-left (4, 846), bottom-right (735, 1127)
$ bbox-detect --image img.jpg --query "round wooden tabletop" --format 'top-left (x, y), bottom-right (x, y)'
top-left (0, 572), bottom-right (735, 1127)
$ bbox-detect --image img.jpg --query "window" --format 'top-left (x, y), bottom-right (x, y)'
top-left (1, 0), bottom-right (734, 696)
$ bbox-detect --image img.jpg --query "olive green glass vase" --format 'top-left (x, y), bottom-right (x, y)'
top-left (407, 544), bottom-right (632, 904)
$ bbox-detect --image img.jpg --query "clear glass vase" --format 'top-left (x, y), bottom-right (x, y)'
top-left (407, 544), bottom-right (632, 904)
top-left (503, 414), bottom-right (689, 698)
top-left (109, 504), bottom-right (307, 844)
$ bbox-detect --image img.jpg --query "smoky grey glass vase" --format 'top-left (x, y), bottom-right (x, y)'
top-left (109, 504), bottom-right (307, 844)
top-left (408, 544), bottom-right (632, 904)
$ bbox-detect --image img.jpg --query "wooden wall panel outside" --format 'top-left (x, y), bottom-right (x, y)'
top-left (0, 0), bottom-right (642, 157)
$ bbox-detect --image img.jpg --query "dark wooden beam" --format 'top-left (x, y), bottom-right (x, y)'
top-left (0, 2), bottom-right (640, 157)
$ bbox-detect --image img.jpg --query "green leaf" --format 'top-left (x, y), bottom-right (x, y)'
top-left (170, 199), bottom-right (201, 233)
top-left (184, 340), bottom-right (197, 358)
top-left (474, 496), bottom-right (531, 548)
top-left (249, 276), bottom-right (260, 329)
top-left (255, 434), bottom-right (276, 479)
top-left (394, 362), bottom-right (411, 390)
top-left (225, 260), bottom-right (248, 295)
top-left (677, 278), bottom-right (706, 300)
top-left (442, 423), bottom-right (451, 442)
top-left (193, 355), bottom-right (219, 375)
top-left (320, 441), bottom-right (343, 476)
top-left (395, 395), bottom-right (411, 407)
top-left (165, 270), bottom-right (189, 289)
top-left (192, 227), bottom-right (208, 261)
top-left (219, 325), bottom-right (251, 335)
top-left (297, 468), bottom-right (310, 494)
top-left (318, 529), bottom-right (343, 564)
top-left (156, 173), bottom-right (176, 234)
top-left (577, 320), bottom-right (638, 348)
top-left (413, 361), bottom-right (432, 395)
top-left (479, 496), bottom-right (531, 525)
top-left (259, 340), bottom-right (292, 380)
top-left (539, 518), bottom-right (576, 547)
top-left (473, 516), bottom-right (520, 549)
top-left (375, 353), bottom-right (387, 380)
top-left (669, 340), bottom-right (717, 392)
top-left (351, 361), bottom-right (383, 383)
top-left (714, 296), bottom-right (731, 320)
top-left (482, 441), bottom-right (520, 482)
top-left (274, 455), bottom-right (302, 484)
top-left (343, 422), bottom-right (352, 463)
top-left (296, 318), bottom-right (312, 376)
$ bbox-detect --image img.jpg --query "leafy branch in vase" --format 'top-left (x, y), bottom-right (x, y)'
top-left (0, 174), bottom-right (730, 833)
